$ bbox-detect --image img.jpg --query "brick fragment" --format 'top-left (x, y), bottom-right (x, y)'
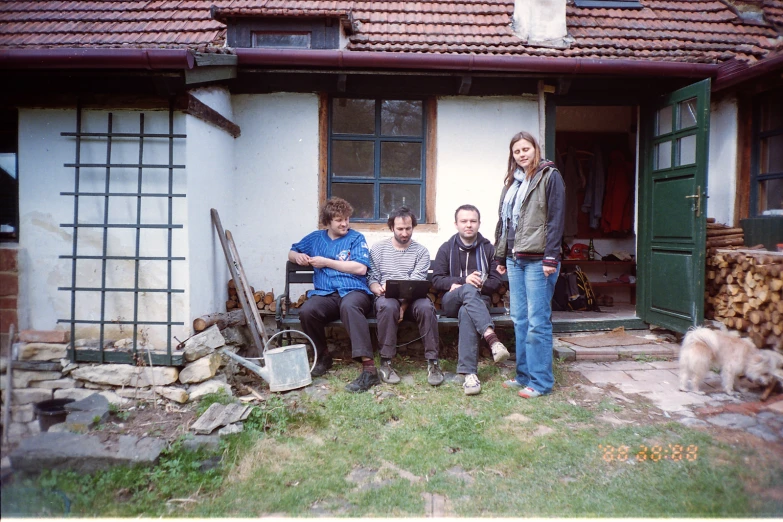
top-left (19, 330), bottom-right (71, 343)
top-left (0, 273), bottom-right (18, 297)
top-left (1, 309), bottom-right (18, 334)
top-left (0, 296), bottom-right (18, 309)
top-left (0, 248), bottom-right (18, 272)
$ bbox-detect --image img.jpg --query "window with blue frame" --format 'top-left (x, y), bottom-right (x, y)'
top-left (751, 88), bottom-right (783, 217)
top-left (328, 98), bottom-right (426, 222)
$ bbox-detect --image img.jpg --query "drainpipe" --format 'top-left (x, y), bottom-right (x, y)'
top-left (0, 48), bottom-right (195, 70)
top-left (234, 49), bottom-right (719, 78)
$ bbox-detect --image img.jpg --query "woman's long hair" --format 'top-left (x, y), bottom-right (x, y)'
top-left (504, 131), bottom-right (542, 187)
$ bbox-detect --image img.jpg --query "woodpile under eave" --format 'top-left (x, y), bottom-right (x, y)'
top-left (705, 248), bottom-right (783, 351)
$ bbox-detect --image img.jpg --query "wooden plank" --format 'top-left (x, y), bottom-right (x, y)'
top-left (425, 97), bottom-right (437, 224)
top-left (182, 93), bottom-right (240, 138)
top-left (12, 360), bottom-right (62, 371)
top-left (318, 93), bottom-right (329, 206)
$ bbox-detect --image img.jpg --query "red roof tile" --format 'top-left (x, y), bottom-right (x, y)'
top-left (764, 0), bottom-right (783, 29)
top-left (0, 0), bottom-right (781, 63)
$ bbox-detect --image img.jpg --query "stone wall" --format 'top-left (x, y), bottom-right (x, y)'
top-left (1, 325), bottom-right (237, 444)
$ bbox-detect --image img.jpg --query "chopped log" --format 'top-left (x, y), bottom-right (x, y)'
top-left (193, 309), bottom-right (248, 332)
top-left (254, 291), bottom-right (265, 303)
top-left (226, 299), bottom-right (237, 310)
top-left (706, 227), bottom-right (745, 237)
top-left (262, 293), bottom-right (274, 306)
top-left (706, 237), bottom-right (745, 248)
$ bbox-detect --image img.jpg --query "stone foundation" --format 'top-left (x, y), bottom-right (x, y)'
top-left (1, 325), bottom-right (242, 444)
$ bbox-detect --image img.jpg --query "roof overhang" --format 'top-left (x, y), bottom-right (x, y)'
top-left (714, 52), bottom-right (783, 91)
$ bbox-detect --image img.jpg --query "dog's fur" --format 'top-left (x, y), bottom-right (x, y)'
top-left (678, 326), bottom-right (783, 395)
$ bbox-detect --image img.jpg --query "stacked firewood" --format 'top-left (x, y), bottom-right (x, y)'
top-left (227, 280), bottom-right (276, 313)
top-left (427, 283), bottom-right (508, 311)
top-left (706, 218), bottom-right (745, 253)
top-left (705, 248), bottom-right (783, 350)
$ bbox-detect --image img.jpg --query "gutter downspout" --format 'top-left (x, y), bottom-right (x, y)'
top-left (0, 48), bottom-right (195, 70)
top-left (234, 49), bottom-right (720, 78)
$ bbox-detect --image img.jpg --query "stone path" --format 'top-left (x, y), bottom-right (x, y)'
top-left (569, 359), bottom-right (783, 442)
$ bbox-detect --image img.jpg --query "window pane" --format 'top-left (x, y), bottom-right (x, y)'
top-left (655, 106), bottom-right (672, 136)
top-left (760, 91), bottom-right (783, 132)
top-left (380, 142), bottom-right (422, 179)
top-left (331, 183), bottom-right (375, 219)
top-left (381, 100), bottom-right (423, 136)
top-left (676, 134), bottom-right (696, 166)
top-left (678, 98), bottom-right (697, 130)
top-left (758, 178), bottom-right (783, 214)
top-left (332, 141), bottom-right (374, 178)
top-left (332, 99), bottom-right (375, 135)
top-left (252, 32), bottom-right (310, 49)
top-left (380, 184), bottom-right (421, 219)
top-left (760, 134), bottom-right (783, 174)
top-left (653, 141), bottom-right (671, 170)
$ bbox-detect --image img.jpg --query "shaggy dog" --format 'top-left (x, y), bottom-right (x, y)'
top-left (678, 326), bottom-right (783, 395)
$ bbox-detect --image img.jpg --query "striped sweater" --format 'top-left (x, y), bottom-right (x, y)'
top-left (368, 238), bottom-right (430, 286)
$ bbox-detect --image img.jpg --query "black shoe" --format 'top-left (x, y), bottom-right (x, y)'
top-left (311, 355), bottom-right (333, 377)
top-left (345, 370), bottom-right (380, 393)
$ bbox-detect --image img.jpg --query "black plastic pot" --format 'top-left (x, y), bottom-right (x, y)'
top-left (33, 398), bottom-right (75, 432)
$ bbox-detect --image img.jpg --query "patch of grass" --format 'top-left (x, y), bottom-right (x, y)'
top-left (11, 358), bottom-right (782, 518)
top-left (195, 389), bottom-right (235, 415)
top-left (3, 442), bottom-right (224, 518)
top-left (629, 354), bottom-right (671, 363)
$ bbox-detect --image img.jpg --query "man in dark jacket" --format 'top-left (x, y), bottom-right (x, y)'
top-left (432, 205), bottom-right (510, 395)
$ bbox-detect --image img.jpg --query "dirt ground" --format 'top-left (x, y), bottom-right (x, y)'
top-left (99, 402), bottom-right (197, 443)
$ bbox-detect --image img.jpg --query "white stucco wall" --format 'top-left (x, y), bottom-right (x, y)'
top-left (18, 108), bottom-right (189, 346)
top-left (230, 93), bottom-right (321, 296)
top-left (706, 96), bottom-right (738, 226)
top-left (186, 86), bottom-right (236, 322)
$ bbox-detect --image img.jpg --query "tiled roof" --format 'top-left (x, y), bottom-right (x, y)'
top-left (0, 1), bottom-right (226, 51)
top-left (0, 0), bottom-right (781, 63)
top-left (764, 0), bottom-right (783, 31)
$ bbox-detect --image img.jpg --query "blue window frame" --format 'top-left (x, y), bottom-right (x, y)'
top-left (750, 88), bottom-right (783, 217)
top-left (328, 98), bottom-right (426, 222)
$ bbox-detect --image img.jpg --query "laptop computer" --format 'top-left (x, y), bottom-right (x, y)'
top-left (384, 279), bottom-right (432, 300)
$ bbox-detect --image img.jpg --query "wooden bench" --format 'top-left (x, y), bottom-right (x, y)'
top-left (275, 261), bottom-right (513, 332)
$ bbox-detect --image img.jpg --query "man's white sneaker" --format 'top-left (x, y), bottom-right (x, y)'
top-left (491, 341), bottom-right (510, 363)
top-left (463, 374), bottom-right (481, 395)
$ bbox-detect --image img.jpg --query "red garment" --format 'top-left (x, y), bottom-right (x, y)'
top-left (601, 150), bottom-right (633, 234)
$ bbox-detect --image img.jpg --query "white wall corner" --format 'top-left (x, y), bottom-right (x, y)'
top-left (512, 0), bottom-right (572, 49)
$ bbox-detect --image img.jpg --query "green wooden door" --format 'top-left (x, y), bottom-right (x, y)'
top-left (638, 79), bottom-right (710, 333)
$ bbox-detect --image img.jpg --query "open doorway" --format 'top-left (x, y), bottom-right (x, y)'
top-left (553, 105), bottom-right (639, 325)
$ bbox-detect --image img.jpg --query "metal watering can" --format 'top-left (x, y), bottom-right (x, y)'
top-left (210, 209), bottom-right (317, 392)
top-left (220, 330), bottom-right (318, 392)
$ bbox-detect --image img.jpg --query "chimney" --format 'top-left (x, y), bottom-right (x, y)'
top-left (513, 0), bottom-right (570, 48)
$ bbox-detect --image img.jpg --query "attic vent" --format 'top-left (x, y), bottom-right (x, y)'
top-left (573, 0), bottom-right (642, 8)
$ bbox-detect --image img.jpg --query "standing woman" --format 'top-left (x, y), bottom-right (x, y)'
top-left (494, 131), bottom-right (565, 398)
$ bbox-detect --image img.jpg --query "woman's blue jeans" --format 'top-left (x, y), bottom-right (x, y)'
top-left (506, 257), bottom-right (560, 394)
